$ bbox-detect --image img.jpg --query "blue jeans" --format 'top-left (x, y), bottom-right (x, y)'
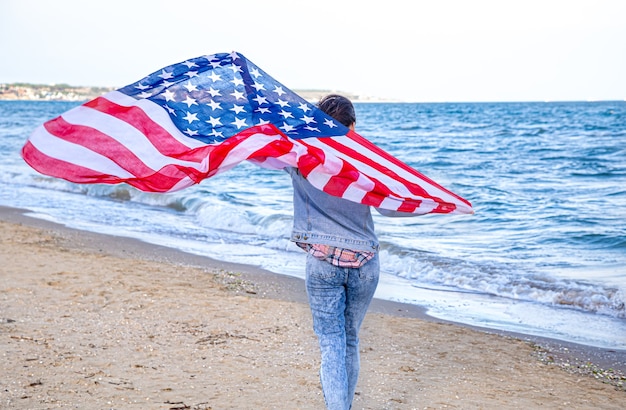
top-left (305, 252), bottom-right (380, 410)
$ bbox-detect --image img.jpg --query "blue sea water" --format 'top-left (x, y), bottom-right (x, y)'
top-left (1, 100), bottom-right (625, 349)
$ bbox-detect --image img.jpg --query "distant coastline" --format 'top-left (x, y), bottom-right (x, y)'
top-left (0, 83), bottom-right (387, 103)
top-left (0, 83), bottom-right (115, 101)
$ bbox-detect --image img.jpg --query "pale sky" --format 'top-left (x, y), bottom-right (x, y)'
top-left (1, 0), bottom-right (624, 102)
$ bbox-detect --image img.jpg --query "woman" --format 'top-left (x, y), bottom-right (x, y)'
top-left (287, 94), bottom-right (400, 409)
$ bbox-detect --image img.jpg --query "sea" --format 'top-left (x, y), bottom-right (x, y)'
top-left (1, 100), bottom-right (625, 350)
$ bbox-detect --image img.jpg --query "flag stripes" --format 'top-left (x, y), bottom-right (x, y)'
top-left (22, 51), bottom-right (473, 215)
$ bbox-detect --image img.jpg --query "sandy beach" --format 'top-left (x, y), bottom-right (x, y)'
top-left (0, 206), bottom-right (624, 409)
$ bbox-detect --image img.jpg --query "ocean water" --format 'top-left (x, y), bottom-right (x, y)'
top-left (1, 100), bottom-right (625, 349)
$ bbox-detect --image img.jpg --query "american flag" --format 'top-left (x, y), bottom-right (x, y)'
top-left (22, 51), bottom-right (473, 215)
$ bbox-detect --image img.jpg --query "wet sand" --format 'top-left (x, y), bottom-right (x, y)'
top-left (0, 206), bottom-right (624, 409)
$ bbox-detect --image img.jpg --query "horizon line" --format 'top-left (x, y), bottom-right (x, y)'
top-left (1, 82), bottom-right (624, 105)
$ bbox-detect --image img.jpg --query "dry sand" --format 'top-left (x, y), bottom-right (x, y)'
top-left (0, 206), bottom-right (624, 409)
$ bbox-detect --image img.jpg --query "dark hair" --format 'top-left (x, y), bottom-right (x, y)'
top-left (317, 94), bottom-right (356, 127)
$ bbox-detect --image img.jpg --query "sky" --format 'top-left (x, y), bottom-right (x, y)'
top-left (1, 0), bottom-right (625, 102)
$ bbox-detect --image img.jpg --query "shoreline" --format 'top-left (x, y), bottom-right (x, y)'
top-left (1, 205), bottom-right (624, 408)
top-left (3, 205), bottom-right (624, 371)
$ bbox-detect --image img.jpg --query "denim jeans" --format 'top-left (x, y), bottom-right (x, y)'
top-left (305, 252), bottom-right (380, 410)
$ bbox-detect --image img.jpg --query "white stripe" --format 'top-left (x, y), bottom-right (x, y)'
top-left (378, 195), bottom-right (438, 214)
top-left (28, 125), bottom-right (135, 178)
top-left (304, 166), bottom-right (333, 191)
top-left (104, 91), bottom-right (207, 149)
top-left (288, 138), bottom-right (347, 192)
top-left (340, 136), bottom-right (464, 205)
top-left (306, 136), bottom-right (420, 199)
top-left (300, 137), bottom-right (412, 208)
top-left (340, 173), bottom-right (373, 203)
top-left (306, 136), bottom-right (464, 206)
top-left (166, 176), bottom-right (196, 192)
top-left (61, 106), bottom-right (205, 173)
top-left (216, 131), bottom-right (299, 174)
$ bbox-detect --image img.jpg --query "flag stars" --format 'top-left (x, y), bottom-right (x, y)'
top-left (230, 89), bottom-right (246, 100)
top-left (278, 109), bottom-right (294, 119)
top-left (182, 60), bottom-right (199, 69)
top-left (252, 81), bottom-right (265, 91)
top-left (209, 129), bottom-right (224, 138)
top-left (158, 70), bottom-right (174, 80)
top-left (208, 72), bottom-right (221, 82)
top-left (183, 111), bottom-right (199, 123)
top-left (250, 67), bottom-right (262, 78)
top-left (207, 87), bottom-right (221, 97)
top-left (206, 100), bottom-right (222, 110)
top-left (232, 117), bottom-right (247, 129)
top-left (301, 115), bottom-right (316, 124)
top-left (125, 54), bottom-right (349, 143)
top-left (183, 81), bottom-right (198, 92)
top-left (164, 105), bottom-right (176, 115)
top-left (231, 76), bottom-right (244, 87)
top-left (109, 53), bottom-right (356, 157)
top-left (162, 89), bottom-right (176, 102)
top-left (231, 104), bottom-right (246, 114)
top-left (324, 118), bottom-right (337, 128)
top-left (280, 122), bottom-right (295, 133)
top-left (253, 95), bottom-right (268, 105)
top-left (182, 96), bottom-right (198, 107)
top-left (206, 116), bottom-right (222, 127)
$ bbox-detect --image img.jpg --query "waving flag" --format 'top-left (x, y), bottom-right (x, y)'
top-left (22, 51), bottom-right (472, 215)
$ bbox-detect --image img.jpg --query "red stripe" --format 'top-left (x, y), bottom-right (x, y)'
top-left (26, 140), bottom-right (215, 193)
top-left (44, 117), bottom-right (161, 178)
top-left (321, 132), bottom-right (433, 198)
top-left (200, 124), bottom-right (289, 175)
top-left (322, 160), bottom-right (361, 198)
top-left (23, 137), bottom-right (203, 193)
top-left (297, 134), bottom-right (459, 213)
top-left (44, 117), bottom-right (213, 188)
top-left (320, 132), bottom-right (465, 212)
top-left (244, 128), bottom-right (297, 164)
top-left (293, 141), bottom-right (327, 178)
top-left (292, 137), bottom-right (391, 208)
top-left (345, 130), bottom-right (471, 207)
top-left (22, 141), bottom-right (126, 185)
top-left (320, 155), bottom-right (420, 211)
top-left (41, 116), bottom-right (221, 191)
top-left (84, 96), bottom-right (209, 162)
